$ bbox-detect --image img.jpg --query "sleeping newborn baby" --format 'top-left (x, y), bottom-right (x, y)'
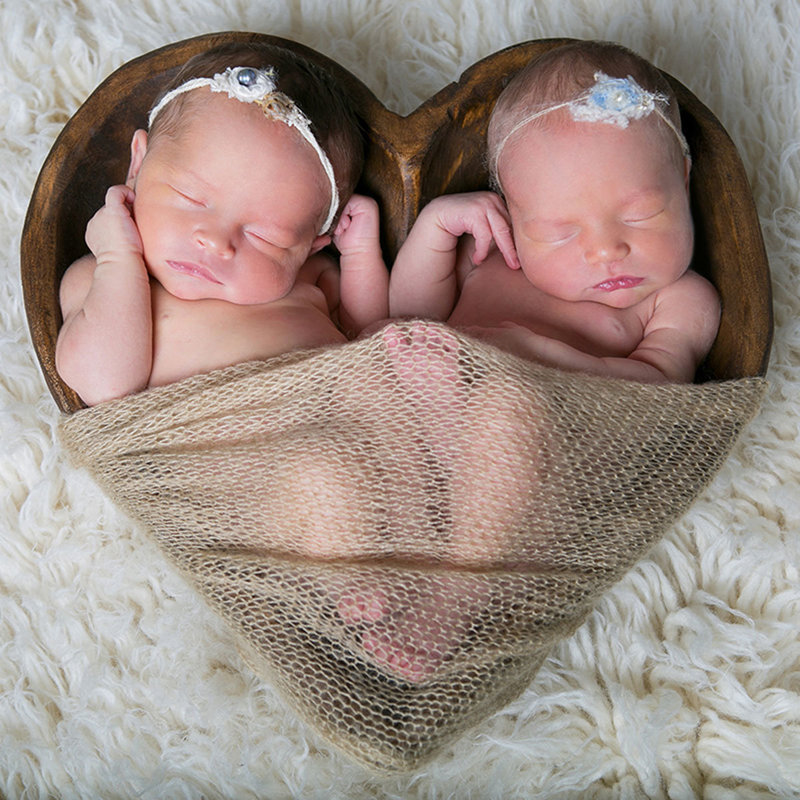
top-left (56, 41), bottom-right (387, 406)
top-left (342, 40), bottom-right (720, 682)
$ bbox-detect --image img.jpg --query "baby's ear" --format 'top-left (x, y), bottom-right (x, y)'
top-left (126, 129), bottom-right (149, 186)
top-left (309, 234), bottom-right (332, 254)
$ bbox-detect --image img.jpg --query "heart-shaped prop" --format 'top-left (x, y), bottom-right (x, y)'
top-left (22, 33), bottom-right (771, 770)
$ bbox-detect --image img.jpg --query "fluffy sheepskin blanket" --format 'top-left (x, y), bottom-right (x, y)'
top-left (2, 0), bottom-right (798, 797)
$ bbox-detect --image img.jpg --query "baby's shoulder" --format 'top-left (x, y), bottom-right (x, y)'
top-left (295, 250), bottom-right (340, 311)
top-left (655, 269), bottom-right (720, 316)
top-left (295, 250), bottom-right (338, 284)
top-left (645, 269), bottom-right (721, 351)
top-left (59, 253), bottom-right (97, 312)
top-left (676, 268), bottom-right (718, 293)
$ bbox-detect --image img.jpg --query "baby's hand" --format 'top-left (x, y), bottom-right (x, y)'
top-left (428, 192), bottom-right (519, 269)
top-left (85, 185), bottom-right (144, 263)
top-left (333, 194), bottom-right (380, 258)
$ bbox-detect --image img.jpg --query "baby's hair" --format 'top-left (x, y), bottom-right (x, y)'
top-left (487, 40), bottom-right (686, 186)
top-left (149, 41), bottom-right (365, 224)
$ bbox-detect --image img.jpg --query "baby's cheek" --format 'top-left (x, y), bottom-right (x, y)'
top-left (665, 223), bottom-right (694, 262)
top-left (137, 213), bottom-right (171, 258)
top-left (253, 264), bottom-right (298, 304)
top-left (524, 245), bottom-right (570, 280)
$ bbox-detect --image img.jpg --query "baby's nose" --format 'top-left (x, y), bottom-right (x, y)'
top-left (194, 225), bottom-right (235, 258)
top-left (584, 227), bottom-right (630, 265)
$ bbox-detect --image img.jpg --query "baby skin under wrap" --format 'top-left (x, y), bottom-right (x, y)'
top-left (59, 321), bottom-right (765, 770)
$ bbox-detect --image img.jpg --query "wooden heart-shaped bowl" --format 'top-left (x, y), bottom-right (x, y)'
top-left (21, 32), bottom-right (773, 413)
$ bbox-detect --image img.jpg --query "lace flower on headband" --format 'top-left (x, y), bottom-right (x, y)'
top-left (491, 71), bottom-right (690, 183)
top-left (570, 73), bottom-right (663, 126)
top-left (148, 66), bottom-right (339, 234)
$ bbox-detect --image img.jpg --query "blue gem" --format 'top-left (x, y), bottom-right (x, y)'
top-left (590, 78), bottom-right (640, 112)
top-left (237, 68), bottom-right (257, 87)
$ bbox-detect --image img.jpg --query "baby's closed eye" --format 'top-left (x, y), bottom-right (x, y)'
top-left (524, 222), bottom-right (578, 245)
top-left (243, 226), bottom-right (293, 252)
top-left (623, 206), bottom-right (665, 225)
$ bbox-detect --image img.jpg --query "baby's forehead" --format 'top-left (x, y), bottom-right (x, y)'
top-left (169, 88), bottom-right (263, 127)
top-left (500, 111), bottom-right (681, 169)
top-left (157, 90), bottom-right (310, 150)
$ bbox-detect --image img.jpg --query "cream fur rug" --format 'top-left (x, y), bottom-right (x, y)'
top-left (2, 0), bottom-right (798, 797)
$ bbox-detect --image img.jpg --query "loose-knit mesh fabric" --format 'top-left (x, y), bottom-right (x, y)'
top-left (59, 321), bottom-right (765, 771)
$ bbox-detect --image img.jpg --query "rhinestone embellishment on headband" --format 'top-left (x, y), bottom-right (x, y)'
top-left (236, 68), bottom-right (257, 87)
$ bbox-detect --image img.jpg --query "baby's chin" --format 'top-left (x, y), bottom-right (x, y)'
top-left (222, 287), bottom-right (296, 306)
top-left (168, 283), bottom-right (292, 306)
top-left (586, 284), bottom-right (656, 309)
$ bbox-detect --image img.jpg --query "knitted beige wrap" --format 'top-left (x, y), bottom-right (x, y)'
top-left (58, 321), bottom-right (765, 771)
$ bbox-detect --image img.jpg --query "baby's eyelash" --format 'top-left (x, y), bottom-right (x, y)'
top-left (532, 227), bottom-right (577, 245)
top-left (625, 208), bottom-right (665, 223)
top-left (245, 228), bottom-right (290, 250)
top-left (245, 229), bottom-right (269, 244)
top-left (172, 186), bottom-right (204, 205)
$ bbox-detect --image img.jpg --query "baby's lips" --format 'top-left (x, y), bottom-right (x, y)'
top-left (593, 275), bottom-right (643, 291)
top-left (166, 259), bottom-right (224, 284)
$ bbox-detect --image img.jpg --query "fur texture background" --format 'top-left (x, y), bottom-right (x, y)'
top-left (1, 0), bottom-right (798, 797)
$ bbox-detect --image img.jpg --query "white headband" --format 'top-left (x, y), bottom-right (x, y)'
top-left (491, 72), bottom-right (690, 183)
top-left (148, 66), bottom-right (340, 235)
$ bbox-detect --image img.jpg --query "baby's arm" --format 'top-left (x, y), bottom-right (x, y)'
top-left (389, 192), bottom-right (519, 320)
top-left (467, 272), bottom-right (720, 383)
top-left (332, 194), bottom-right (389, 336)
top-left (624, 271), bottom-right (721, 382)
top-left (55, 185), bottom-right (153, 405)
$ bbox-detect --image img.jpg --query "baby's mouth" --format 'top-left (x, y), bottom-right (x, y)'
top-left (167, 260), bottom-right (223, 284)
top-left (594, 276), bottom-right (643, 292)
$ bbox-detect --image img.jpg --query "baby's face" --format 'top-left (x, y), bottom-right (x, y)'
top-left (499, 116), bottom-right (693, 309)
top-left (127, 92), bottom-right (331, 305)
